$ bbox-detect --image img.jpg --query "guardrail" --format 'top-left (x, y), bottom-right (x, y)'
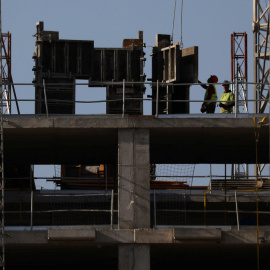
top-left (151, 190), bottom-right (270, 229)
top-left (4, 190), bottom-right (117, 229)
top-left (3, 190), bottom-right (270, 229)
top-left (1, 80), bottom-right (269, 117)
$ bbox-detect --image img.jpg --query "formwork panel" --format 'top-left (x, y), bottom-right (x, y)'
top-left (179, 46), bottom-right (198, 83)
top-left (55, 42), bottom-right (66, 73)
top-left (161, 45), bottom-right (180, 83)
top-left (106, 85), bottom-right (143, 115)
top-left (151, 42), bottom-right (198, 115)
top-left (81, 42), bottom-right (93, 75)
top-left (117, 50), bottom-right (128, 81)
top-left (39, 40), bottom-right (94, 77)
top-left (130, 49), bottom-right (142, 82)
top-left (35, 78), bottom-right (75, 114)
top-left (68, 42), bottom-right (78, 74)
top-left (92, 49), bottom-right (102, 81)
top-left (41, 42), bottom-right (53, 73)
top-left (104, 49), bottom-right (115, 81)
top-left (90, 48), bottom-right (143, 83)
top-left (33, 22), bottom-right (144, 115)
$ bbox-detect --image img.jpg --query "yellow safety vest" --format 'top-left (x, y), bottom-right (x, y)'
top-left (220, 92), bottom-right (235, 113)
top-left (204, 85), bottom-right (217, 105)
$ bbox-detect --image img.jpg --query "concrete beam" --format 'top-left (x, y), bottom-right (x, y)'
top-left (6, 230), bottom-right (48, 244)
top-left (95, 229), bottom-right (134, 243)
top-left (174, 228), bottom-right (221, 242)
top-left (2, 115), bottom-right (269, 164)
top-left (5, 227), bottom-right (270, 245)
top-left (135, 229), bottom-right (173, 243)
top-left (48, 228), bottom-right (95, 241)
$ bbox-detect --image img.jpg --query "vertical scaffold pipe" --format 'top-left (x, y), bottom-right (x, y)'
top-left (155, 80), bottom-right (159, 118)
top-left (122, 79), bottom-right (125, 118)
top-left (30, 190), bottom-right (33, 230)
top-left (0, 0), bottom-right (5, 268)
top-left (204, 189), bottom-right (210, 226)
top-left (153, 189), bottom-right (157, 227)
top-left (110, 190), bottom-right (114, 229)
top-left (43, 79), bottom-right (49, 118)
top-left (235, 191), bottom-right (240, 231)
top-left (235, 79), bottom-right (238, 118)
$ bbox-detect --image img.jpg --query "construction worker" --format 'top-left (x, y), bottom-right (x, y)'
top-left (219, 80), bottom-right (235, 113)
top-left (198, 75), bottom-right (218, 113)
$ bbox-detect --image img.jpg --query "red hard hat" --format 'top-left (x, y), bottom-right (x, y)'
top-left (210, 75), bottom-right (218, 83)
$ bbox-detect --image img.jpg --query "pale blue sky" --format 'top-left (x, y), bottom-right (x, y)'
top-left (3, 0), bottom-right (254, 114)
top-left (2, 0), bottom-right (256, 188)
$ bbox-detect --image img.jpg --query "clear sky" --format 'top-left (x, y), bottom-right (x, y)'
top-left (2, 0), bottom-right (254, 114)
top-left (1, 0), bottom-right (256, 188)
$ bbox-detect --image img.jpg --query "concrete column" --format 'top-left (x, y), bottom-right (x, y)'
top-left (118, 129), bottom-right (150, 229)
top-left (118, 245), bottom-right (150, 270)
top-left (118, 129), bottom-right (150, 270)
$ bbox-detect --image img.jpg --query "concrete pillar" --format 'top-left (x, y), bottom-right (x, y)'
top-left (118, 245), bottom-right (150, 270)
top-left (118, 129), bottom-right (150, 270)
top-left (118, 129), bottom-right (150, 229)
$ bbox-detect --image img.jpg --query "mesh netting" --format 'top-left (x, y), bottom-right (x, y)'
top-left (151, 190), bottom-right (189, 226)
top-left (48, 192), bottom-right (117, 226)
top-left (153, 164), bottom-right (196, 186)
top-left (54, 165), bottom-right (61, 178)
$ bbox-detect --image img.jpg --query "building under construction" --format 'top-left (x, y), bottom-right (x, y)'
top-left (0, 1), bottom-right (270, 269)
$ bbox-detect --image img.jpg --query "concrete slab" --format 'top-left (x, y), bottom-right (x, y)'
top-left (48, 228), bottom-right (95, 241)
top-left (95, 229), bottom-right (134, 243)
top-left (135, 229), bottom-right (173, 243)
top-left (2, 115), bottom-right (269, 164)
top-left (174, 228), bottom-right (222, 242)
top-left (6, 230), bottom-right (48, 244)
top-left (5, 227), bottom-right (270, 245)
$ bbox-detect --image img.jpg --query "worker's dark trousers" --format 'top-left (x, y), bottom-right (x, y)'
top-left (205, 103), bottom-right (216, 113)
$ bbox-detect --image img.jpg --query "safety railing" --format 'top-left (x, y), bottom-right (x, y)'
top-left (2, 80), bottom-right (270, 117)
top-left (4, 190), bottom-right (118, 229)
top-left (151, 190), bottom-right (270, 229)
top-left (3, 189), bottom-right (270, 229)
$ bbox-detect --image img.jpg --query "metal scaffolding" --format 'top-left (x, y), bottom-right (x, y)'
top-left (253, 0), bottom-right (270, 183)
top-left (231, 32), bottom-right (248, 113)
top-left (0, 1), bottom-right (15, 268)
top-left (231, 32), bottom-right (249, 180)
top-left (0, 0), bottom-right (4, 267)
top-left (253, 0), bottom-right (270, 113)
